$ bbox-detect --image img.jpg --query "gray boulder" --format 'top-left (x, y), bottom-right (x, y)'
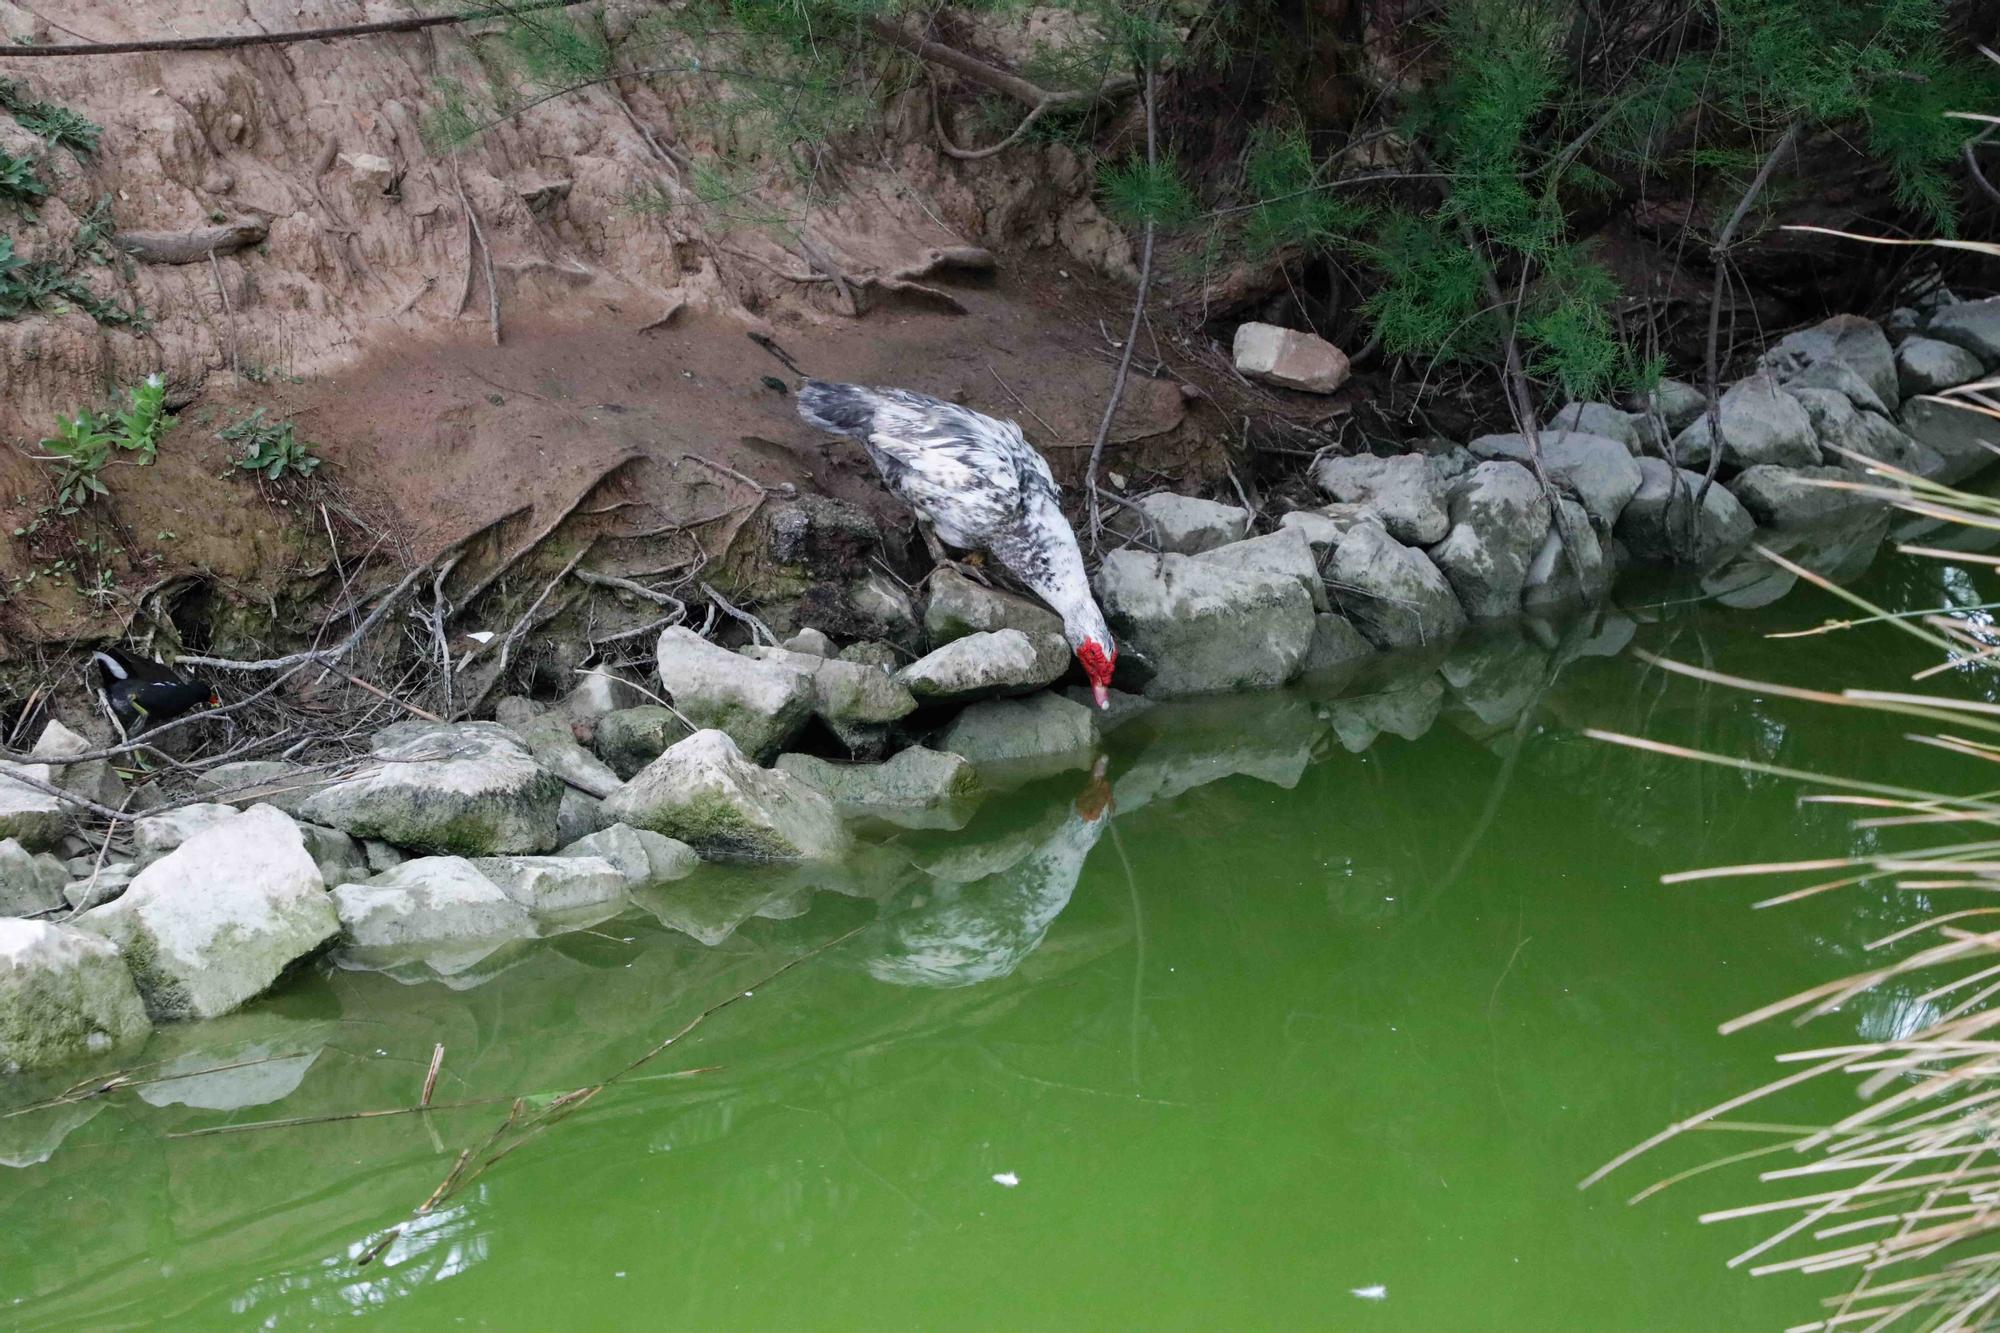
top-left (1326, 524), bottom-right (1466, 649)
top-left (937, 694), bottom-right (1100, 773)
top-left (1313, 453), bottom-right (1450, 545)
top-left (923, 567), bottom-right (1062, 645)
top-left (1548, 402), bottom-right (1655, 456)
top-left (782, 627), bottom-right (835, 657)
top-left (472, 855), bottom-right (628, 916)
top-left (1729, 465), bottom-right (1875, 527)
top-left (0, 837), bottom-right (68, 916)
top-left (1673, 374), bottom-right (1820, 470)
top-left (602, 730), bottom-right (851, 861)
top-left (1790, 386), bottom-right (1942, 476)
top-left (1897, 336), bottom-right (1983, 397)
top-left (0, 920), bottom-right (151, 1071)
top-left (895, 628), bottom-right (1069, 704)
top-left (1759, 314), bottom-right (1899, 412)
top-left (1521, 498), bottom-right (1615, 613)
top-left (558, 824), bottom-right (698, 889)
top-left (557, 788), bottom-right (610, 845)
top-left (1125, 493), bottom-right (1251, 554)
top-left (1232, 321), bottom-right (1351, 393)
top-left (1193, 527), bottom-right (1328, 610)
top-left (839, 640), bottom-right (902, 670)
top-left (300, 721), bottom-right (563, 856)
top-left (1900, 397), bottom-right (2000, 483)
top-left (775, 747), bottom-right (985, 829)
top-left (1301, 613), bottom-right (1376, 676)
top-left (130, 803), bottom-right (241, 868)
top-left (1429, 461), bottom-right (1551, 619)
top-left (1278, 504), bottom-right (1382, 552)
top-left (330, 856), bottom-right (533, 949)
top-left (846, 571), bottom-right (923, 645)
top-left (1789, 358), bottom-right (1891, 416)
top-left (592, 705), bottom-right (693, 780)
top-left (78, 805), bottom-right (338, 1021)
top-left (741, 644), bottom-right (917, 723)
top-left (655, 626), bottom-right (812, 760)
top-left (562, 668), bottom-right (643, 721)
top-left (297, 821), bottom-right (368, 888)
top-left (1650, 379), bottom-right (1707, 433)
top-left (29, 721), bottom-right (124, 809)
top-left (505, 711), bottom-right (623, 798)
top-left (1467, 430), bottom-right (1642, 530)
top-left (1614, 458), bottom-right (1755, 566)
top-left (62, 864), bottom-right (135, 913)
top-left (0, 763), bottom-right (67, 851)
top-left (1094, 550), bottom-right (1316, 696)
top-left (191, 760), bottom-right (327, 816)
top-left (1922, 295), bottom-right (2000, 367)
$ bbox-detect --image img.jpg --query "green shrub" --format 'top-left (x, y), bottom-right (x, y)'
top-left (221, 408), bottom-right (321, 481)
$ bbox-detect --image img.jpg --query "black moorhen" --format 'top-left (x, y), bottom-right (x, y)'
top-left (92, 647), bottom-right (219, 732)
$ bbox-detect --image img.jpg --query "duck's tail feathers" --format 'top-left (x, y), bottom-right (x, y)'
top-left (91, 649), bottom-right (130, 681)
top-left (796, 379), bottom-right (879, 439)
top-left (747, 331), bottom-right (806, 378)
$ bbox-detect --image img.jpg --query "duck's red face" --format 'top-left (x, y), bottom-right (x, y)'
top-left (1077, 638), bottom-right (1116, 710)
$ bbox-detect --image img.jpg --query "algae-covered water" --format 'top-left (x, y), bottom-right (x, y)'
top-left (5, 520), bottom-right (1994, 1330)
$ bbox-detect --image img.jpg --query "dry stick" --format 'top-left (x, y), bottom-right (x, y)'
top-left (339, 670), bottom-right (443, 723)
top-left (861, 15), bottom-right (1135, 112)
top-left (450, 159), bottom-right (501, 346)
top-left (453, 457), bottom-right (635, 613)
top-left (1693, 122), bottom-right (1800, 522)
top-left (1084, 38), bottom-right (1160, 553)
top-left (698, 582), bottom-right (777, 646)
top-left (459, 541), bottom-right (596, 716)
top-left (0, 0), bottom-right (595, 56)
top-left (178, 546), bottom-right (463, 672)
top-left (573, 568), bottom-right (687, 620)
top-left (421, 1045), bottom-right (446, 1109)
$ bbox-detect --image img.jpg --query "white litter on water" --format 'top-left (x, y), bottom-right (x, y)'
top-left (991, 1171), bottom-right (1019, 1188)
top-left (1351, 1285), bottom-right (1387, 1301)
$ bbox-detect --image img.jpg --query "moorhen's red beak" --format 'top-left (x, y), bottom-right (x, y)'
top-left (1091, 682), bottom-right (1110, 710)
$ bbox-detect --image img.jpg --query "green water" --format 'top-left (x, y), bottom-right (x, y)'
top-left (7, 522), bottom-right (1998, 1330)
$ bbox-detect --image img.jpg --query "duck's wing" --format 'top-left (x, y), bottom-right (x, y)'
top-left (861, 389), bottom-right (1031, 547)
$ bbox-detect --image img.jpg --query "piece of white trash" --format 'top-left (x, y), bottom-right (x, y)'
top-left (991, 1171), bottom-right (1019, 1188)
top-left (464, 630), bottom-right (495, 644)
top-left (1350, 1285), bottom-right (1387, 1302)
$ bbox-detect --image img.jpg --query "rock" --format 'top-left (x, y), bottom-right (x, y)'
top-left (190, 760), bottom-right (325, 816)
top-left (838, 640), bottom-right (902, 670)
top-left (1896, 336), bottom-right (1983, 397)
top-left (471, 855), bottom-right (627, 915)
top-left (562, 668), bottom-right (643, 721)
top-left (1728, 465), bottom-right (1874, 527)
top-left (132, 1015), bottom-right (328, 1110)
top-left (1614, 458), bottom-right (1755, 566)
top-left (1313, 453), bottom-right (1451, 545)
top-left (1467, 430), bottom-right (1642, 530)
top-left (62, 864), bottom-right (135, 912)
top-left (299, 722), bottom-right (563, 856)
top-left (1325, 524), bottom-right (1467, 649)
top-left (297, 822), bottom-right (367, 888)
top-left (494, 696), bottom-right (544, 729)
top-left (1441, 631), bottom-right (1551, 729)
top-left (1428, 461), bottom-right (1551, 619)
top-left (1922, 295), bottom-right (2000, 367)
top-left (1886, 306), bottom-right (1921, 339)
top-left (775, 747), bottom-right (985, 829)
top-left (895, 628), bottom-right (1069, 703)
top-left (338, 150), bottom-right (396, 192)
top-left (0, 837), bottom-right (68, 916)
top-left (1302, 613), bottom-right (1376, 675)
top-left (923, 566), bottom-right (1062, 645)
top-left (1789, 386), bottom-right (1941, 476)
top-left (1231, 321), bottom-right (1351, 393)
top-left (781, 627), bottom-right (836, 657)
top-left (602, 730), bottom-right (851, 861)
top-left (1326, 678), bottom-right (1444, 751)
top-left (1193, 527), bottom-right (1328, 610)
top-left (768, 495), bottom-right (882, 574)
top-left (1548, 402), bottom-right (1655, 456)
top-left (846, 571), bottom-right (922, 644)
top-left (1672, 373), bottom-right (1820, 470)
top-left (1125, 493), bottom-right (1251, 554)
top-left (1094, 549), bottom-right (1316, 696)
top-left (330, 857), bottom-right (533, 950)
top-left (629, 863), bottom-right (822, 946)
top-left (1278, 504), bottom-right (1382, 551)
top-left (741, 644), bottom-right (918, 723)
top-left (937, 694), bottom-right (1099, 772)
top-left (1063, 685), bottom-right (1155, 729)
top-left (557, 788), bottom-right (608, 844)
top-left (0, 920), bottom-right (150, 1072)
top-left (77, 806), bottom-right (338, 1022)
top-left (505, 711), bottom-right (622, 798)
top-left (655, 626), bottom-right (813, 760)
top-left (592, 705), bottom-right (694, 780)
top-left (1790, 358), bottom-right (1890, 415)
top-left (130, 803), bottom-right (241, 868)
top-left (1900, 397), bottom-right (2000, 483)
top-left (363, 839), bottom-right (406, 873)
top-left (0, 763), bottom-right (67, 851)
top-left (29, 721), bottom-right (124, 809)
top-left (1650, 379), bottom-right (1707, 433)
top-left (1521, 498), bottom-right (1615, 612)
top-left (1759, 314), bottom-right (1900, 412)
top-left (558, 824), bottom-right (698, 889)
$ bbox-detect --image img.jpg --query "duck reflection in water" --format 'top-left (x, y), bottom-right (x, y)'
top-left (864, 756), bottom-right (1115, 988)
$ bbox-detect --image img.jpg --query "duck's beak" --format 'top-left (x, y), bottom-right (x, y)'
top-left (1091, 682), bottom-right (1110, 710)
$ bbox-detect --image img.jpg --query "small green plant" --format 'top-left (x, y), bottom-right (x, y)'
top-left (221, 408), bottom-right (320, 481)
top-left (28, 375), bottom-right (174, 515)
top-left (0, 234), bottom-right (147, 327)
top-left (0, 78), bottom-right (100, 158)
top-left (1098, 157), bottom-right (1197, 229)
top-left (111, 374), bottom-right (170, 462)
top-left (0, 148), bottom-right (44, 207)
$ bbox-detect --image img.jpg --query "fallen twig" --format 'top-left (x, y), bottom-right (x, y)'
top-left (0, 0), bottom-right (595, 57)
